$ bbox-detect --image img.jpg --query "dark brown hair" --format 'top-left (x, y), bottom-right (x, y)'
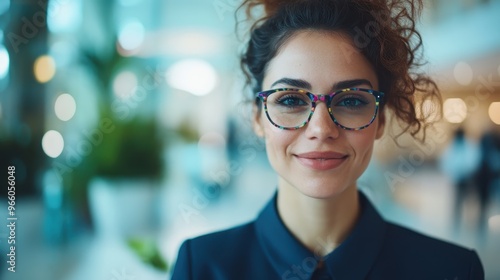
top-left (239, 0), bottom-right (441, 141)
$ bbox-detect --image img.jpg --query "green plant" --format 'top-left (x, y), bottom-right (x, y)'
top-left (127, 238), bottom-right (168, 272)
top-left (78, 38), bottom-right (165, 180)
top-left (90, 113), bottom-right (164, 180)
top-left (175, 118), bottom-right (200, 143)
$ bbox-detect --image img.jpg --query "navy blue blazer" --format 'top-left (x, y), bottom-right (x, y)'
top-left (171, 192), bottom-right (484, 279)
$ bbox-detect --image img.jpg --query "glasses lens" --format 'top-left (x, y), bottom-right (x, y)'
top-left (330, 90), bottom-right (377, 129)
top-left (264, 89), bottom-right (379, 129)
top-left (266, 90), bottom-right (312, 128)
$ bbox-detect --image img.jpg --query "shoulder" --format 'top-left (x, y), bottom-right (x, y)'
top-left (186, 221), bottom-right (257, 252)
top-left (171, 221), bottom-right (264, 279)
top-left (384, 222), bottom-right (474, 256)
top-left (377, 222), bottom-right (484, 279)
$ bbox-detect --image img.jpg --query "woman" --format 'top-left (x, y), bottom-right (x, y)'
top-left (171, 0), bottom-right (484, 279)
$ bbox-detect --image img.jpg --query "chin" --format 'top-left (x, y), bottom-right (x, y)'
top-left (294, 179), bottom-right (351, 200)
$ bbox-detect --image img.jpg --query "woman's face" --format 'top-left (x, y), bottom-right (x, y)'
top-left (254, 31), bottom-right (385, 199)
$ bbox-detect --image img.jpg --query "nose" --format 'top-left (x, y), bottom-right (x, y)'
top-left (304, 102), bottom-right (340, 140)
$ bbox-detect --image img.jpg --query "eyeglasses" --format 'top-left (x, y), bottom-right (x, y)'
top-left (256, 88), bottom-right (384, 130)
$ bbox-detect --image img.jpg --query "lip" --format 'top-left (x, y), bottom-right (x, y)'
top-left (294, 151), bottom-right (348, 170)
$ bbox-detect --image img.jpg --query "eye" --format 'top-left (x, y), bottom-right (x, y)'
top-left (334, 94), bottom-right (369, 109)
top-left (275, 94), bottom-right (309, 107)
top-left (337, 97), bottom-right (366, 107)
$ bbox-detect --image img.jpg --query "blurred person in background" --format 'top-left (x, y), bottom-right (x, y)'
top-left (476, 130), bottom-right (500, 235)
top-left (171, 0), bottom-right (484, 279)
top-left (438, 127), bottom-right (481, 232)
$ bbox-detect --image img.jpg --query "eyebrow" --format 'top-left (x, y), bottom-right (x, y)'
top-left (271, 78), bottom-right (311, 89)
top-left (270, 77), bottom-right (373, 91)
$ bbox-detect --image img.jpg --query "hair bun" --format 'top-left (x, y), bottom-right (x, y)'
top-left (261, 0), bottom-right (287, 16)
top-left (241, 0), bottom-right (291, 18)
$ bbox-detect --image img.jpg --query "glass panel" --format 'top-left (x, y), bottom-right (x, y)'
top-left (331, 90), bottom-right (377, 128)
top-left (266, 90), bottom-right (312, 127)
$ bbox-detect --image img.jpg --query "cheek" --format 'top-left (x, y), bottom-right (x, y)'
top-left (348, 127), bottom-right (378, 164)
top-left (262, 125), bottom-right (298, 163)
top-left (353, 117), bottom-right (383, 149)
top-left (264, 127), bottom-right (293, 152)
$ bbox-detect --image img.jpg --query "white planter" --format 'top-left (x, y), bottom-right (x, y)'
top-left (88, 177), bottom-right (159, 238)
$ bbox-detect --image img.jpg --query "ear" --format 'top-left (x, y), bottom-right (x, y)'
top-left (375, 109), bottom-right (385, 139)
top-left (253, 104), bottom-right (265, 137)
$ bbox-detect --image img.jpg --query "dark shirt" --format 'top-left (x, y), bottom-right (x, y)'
top-left (171, 192), bottom-right (484, 279)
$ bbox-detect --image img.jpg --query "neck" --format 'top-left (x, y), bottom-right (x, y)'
top-left (276, 183), bottom-right (360, 257)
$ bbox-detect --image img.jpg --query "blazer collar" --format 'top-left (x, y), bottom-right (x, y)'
top-left (254, 191), bottom-right (387, 280)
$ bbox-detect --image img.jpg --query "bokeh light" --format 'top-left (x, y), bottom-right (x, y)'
top-left (0, 1), bottom-right (10, 14)
top-left (489, 215), bottom-right (500, 233)
top-left (161, 30), bottom-right (223, 56)
top-left (47, 0), bottom-right (82, 33)
top-left (488, 102), bottom-right (500, 125)
top-left (34, 55), bottom-right (56, 83)
top-left (118, 19), bottom-right (145, 51)
top-left (443, 98), bottom-right (467, 123)
top-left (0, 45), bottom-right (9, 79)
top-left (453, 61), bottom-right (473, 86)
top-left (113, 71), bottom-right (138, 99)
top-left (54, 93), bottom-right (76, 121)
top-left (42, 130), bottom-right (64, 158)
top-left (167, 59), bottom-right (217, 96)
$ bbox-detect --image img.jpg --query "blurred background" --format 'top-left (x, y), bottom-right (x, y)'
top-left (0, 0), bottom-right (499, 279)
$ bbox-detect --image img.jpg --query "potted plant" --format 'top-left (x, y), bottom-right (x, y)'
top-left (87, 111), bottom-right (165, 238)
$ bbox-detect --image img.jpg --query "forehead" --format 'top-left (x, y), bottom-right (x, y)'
top-left (263, 30), bottom-right (378, 90)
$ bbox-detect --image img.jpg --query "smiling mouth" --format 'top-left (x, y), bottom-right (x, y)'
top-left (294, 152), bottom-right (348, 170)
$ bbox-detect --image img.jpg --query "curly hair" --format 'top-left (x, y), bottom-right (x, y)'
top-left (239, 0), bottom-right (442, 141)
